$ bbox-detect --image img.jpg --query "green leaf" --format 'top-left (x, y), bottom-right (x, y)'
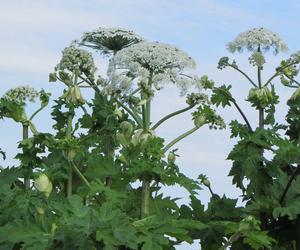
top-left (211, 85), bottom-right (233, 107)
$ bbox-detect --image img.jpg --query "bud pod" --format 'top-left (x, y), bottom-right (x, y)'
top-left (120, 121), bottom-right (133, 137)
top-left (167, 152), bottom-right (176, 163)
top-left (194, 115), bottom-right (206, 128)
top-left (35, 174), bottom-right (53, 197)
top-left (203, 179), bottom-right (210, 187)
top-left (116, 132), bottom-right (128, 147)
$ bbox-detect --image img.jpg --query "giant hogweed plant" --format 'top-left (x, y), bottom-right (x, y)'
top-left (178, 28), bottom-right (300, 249)
top-left (0, 27), bottom-right (299, 250)
top-left (0, 28), bottom-right (224, 249)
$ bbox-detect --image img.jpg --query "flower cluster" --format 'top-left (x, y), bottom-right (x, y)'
top-left (249, 51), bottom-right (266, 68)
top-left (227, 27), bottom-right (288, 54)
top-left (3, 85), bottom-right (39, 104)
top-left (55, 46), bottom-right (96, 79)
top-left (80, 27), bottom-right (143, 54)
top-left (108, 42), bottom-right (200, 95)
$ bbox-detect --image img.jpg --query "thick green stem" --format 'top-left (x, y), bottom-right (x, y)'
top-left (66, 110), bottom-right (74, 197)
top-left (142, 105), bottom-right (147, 132)
top-left (257, 46), bottom-right (264, 129)
top-left (141, 178), bottom-right (150, 218)
top-left (257, 46), bottom-right (268, 232)
top-left (104, 135), bottom-right (114, 187)
top-left (140, 77), bottom-right (152, 218)
top-left (163, 126), bottom-right (200, 153)
top-left (145, 99), bottom-right (151, 131)
top-left (22, 123), bottom-right (30, 190)
top-left (258, 64), bottom-right (264, 129)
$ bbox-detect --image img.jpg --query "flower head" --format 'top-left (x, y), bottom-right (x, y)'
top-left (79, 27), bottom-right (143, 55)
top-left (3, 85), bottom-right (39, 104)
top-left (227, 27), bottom-right (288, 54)
top-left (108, 42), bottom-right (200, 95)
top-left (55, 46), bottom-right (96, 79)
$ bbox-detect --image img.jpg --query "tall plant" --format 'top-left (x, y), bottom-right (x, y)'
top-left (179, 28), bottom-right (300, 249)
top-left (0, 28), bottom-right (223, 249)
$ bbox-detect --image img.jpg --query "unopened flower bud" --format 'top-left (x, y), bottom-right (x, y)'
top-left (203, 179), bottom-right (210, 187)
top-left (116, 132), bottom-right (128, 147)
top-left (120, 121), bottom-right (133, 137)
top-left (194, 115), bottom-right (206, 128)
top-left (167, 152), bottom-right (176, 163)
top-left (35, 174), bottom-right (53, 197)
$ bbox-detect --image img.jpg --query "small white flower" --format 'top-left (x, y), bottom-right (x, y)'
top-left (227, 27), bottom-right (288, 54)
top-left (80, 27), bottom-right (143, 55)
top-left (3, 85), bottom-right (39, 104)
top-left (55, 46), bottom-right (96, 79)
top-left (108, 42), bottom-right (199, 95)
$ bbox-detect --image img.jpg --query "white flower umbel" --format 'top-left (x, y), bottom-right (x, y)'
top-left (3, 85), bottom-right (39, 104)
top-left (79, 27), bottom-right (143, 55)
top-left (55, 46), bottom-right (96, 79)
top-left (228, 27), bottom-right (288, 54)
top-left (108, 42), bottom-right (200, 95)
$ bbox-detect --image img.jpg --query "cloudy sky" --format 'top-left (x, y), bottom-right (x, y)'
top-left (0, 0), bottom-right (299, 249)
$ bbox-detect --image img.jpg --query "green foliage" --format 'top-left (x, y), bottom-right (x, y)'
top-left (2, 27), bottom-right (300, 250)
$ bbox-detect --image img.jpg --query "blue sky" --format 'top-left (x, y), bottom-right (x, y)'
top-left (0, 1), bottom-right (299, 249)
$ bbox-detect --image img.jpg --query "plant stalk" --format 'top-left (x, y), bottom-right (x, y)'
top-left (151, 104), bottom-right (195, 130)
top-left (141, 178), bottom-right (150, 218)
top-left (66, 109), bottom-right (74, 197)
top-left (163, 126), bottom-right (200, 153)
top-left (140, 76), bottom-right (152, 218)
top-left (22, 123), bottom-right (30, 190)
top-left (257, 46), bottom-right (268, 232)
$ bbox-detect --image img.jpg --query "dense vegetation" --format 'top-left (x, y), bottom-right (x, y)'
top-left (1, 27), bottom-right (300, 249)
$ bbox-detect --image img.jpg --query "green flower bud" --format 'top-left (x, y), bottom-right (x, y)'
top-left (116, 132), bottom-right (128, 147)
top-left (132, 129), bottom-right (143, 146)
top-left (202, 179), bottom-right (210, 187)
top-left (35, 174), bottom-right (53, 197)
top-left (167, 152), bottom-right (176, 163)
top-left (61, 86), bottom-right (85, 104)
top-left (73, 85), bottom-right (86, 104)
top-left (131, 129), bottom-right (155, 145)
top-left (139, 133), bottom-right (151, 145)
top-left (247, 87), bottom-right (272, 108)
top-left (120, 121), bottom-right (133, 137)
top-left (194, 115), bottom-right (206, 128)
